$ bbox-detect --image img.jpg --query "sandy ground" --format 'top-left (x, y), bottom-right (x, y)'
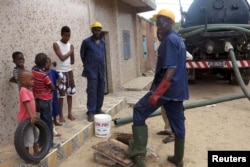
top-left (59, 77), bottom-right (250, 167)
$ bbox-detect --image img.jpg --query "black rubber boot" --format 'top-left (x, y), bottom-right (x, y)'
top-left (167, 138), bottom-right (185, 167)
top-left (126, 125), bottom-right (148, 158)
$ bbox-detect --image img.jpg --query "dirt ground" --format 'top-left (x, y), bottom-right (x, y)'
top-left (59, 77), bottom-right (250, 167)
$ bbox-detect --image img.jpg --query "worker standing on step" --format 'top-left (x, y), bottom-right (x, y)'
top-left (80, 21), bottom-right (106, 122)
top-left (126, 9), bottom-right (189, 167)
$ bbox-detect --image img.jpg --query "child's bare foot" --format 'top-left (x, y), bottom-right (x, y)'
top-left (54, 133), bottom-right (62, 137)
top-left (55, 121), bottom-right (63, 126)
top-left (68, 115), bottom-right (75, 121)
top-left (26, 147), bottom-right (30, 153)
top-left (33, 143), bottom-right (40, 155)
top-left (59, 117), bottom-right (65, 122)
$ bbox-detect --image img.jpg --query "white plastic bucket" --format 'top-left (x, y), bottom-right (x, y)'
top-left (94, 114), bottom-right (112, 138)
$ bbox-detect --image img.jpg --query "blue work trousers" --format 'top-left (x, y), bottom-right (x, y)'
top-left (133, 92), bottom-right (185, 138)
top-left (86, 78), bottom-right (105, 115)
top-left (36, 99), bottom-right (53, 144)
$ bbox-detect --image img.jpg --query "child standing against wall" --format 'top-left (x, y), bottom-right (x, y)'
top-left (9, 51), bottom-right (25, 89)
top-left (17, 70), bottom-right (39, 155)
top-left (53, 26), bottom-right (76, 123)
top-left (32, 53), bottom-right (60, 148)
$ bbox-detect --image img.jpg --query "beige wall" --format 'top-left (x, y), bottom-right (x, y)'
top-left (0, 0), bottom-right (155, 145)
top-left (0, 0), bottom-right (90, 145)
top-left (117, 1), bottom-right (138, 84)
top-left (145, 19), bottom-right (158, 71)
top-left (137, 16), bottom-right (158, 74)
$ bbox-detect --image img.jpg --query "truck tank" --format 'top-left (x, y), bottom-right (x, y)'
top-left (179, 0), bottom-right (250, 84)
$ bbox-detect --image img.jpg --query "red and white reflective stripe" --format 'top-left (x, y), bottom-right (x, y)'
top-left (186, 61), bottom-right (209, 68)
top-left (186, 60), bottom-right (250, 68)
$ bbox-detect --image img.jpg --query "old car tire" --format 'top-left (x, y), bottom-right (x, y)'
top-left (14, 118), bottom-right (52, 164)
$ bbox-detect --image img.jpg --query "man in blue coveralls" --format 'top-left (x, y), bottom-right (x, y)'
top-left (126, 9), bottom-right (189, 167)
top-left (80, 21), bottom-right (106, 122)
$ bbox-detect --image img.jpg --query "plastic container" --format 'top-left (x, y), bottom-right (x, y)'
top-left (94, 114), bottom-right (112, 137)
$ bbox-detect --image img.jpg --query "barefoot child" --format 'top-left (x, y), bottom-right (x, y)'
top-left (32, 53), bottom-right (60, 148)
top-left (17, 70), bottom-right (39, 155)
top-left (45, 57), bottom-right (62, 137)
top-left (53, 26), bottom-right (76, 122)
top-left (45, 57), bottom-right (62, 126)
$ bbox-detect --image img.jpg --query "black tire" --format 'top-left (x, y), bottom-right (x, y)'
top-left (14, 118), bottom-right (52, 164)
top-left (230, 69), bottom-right (250, 86)
top-left (188, 79), bottom-right (196, 84)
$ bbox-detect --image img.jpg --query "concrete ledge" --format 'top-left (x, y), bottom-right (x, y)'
top-left (40, 98), bottom-right (127, 167)
top-left (122, 76), bottom-right (153, 91)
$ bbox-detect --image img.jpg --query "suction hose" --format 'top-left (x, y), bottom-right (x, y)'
top-left (178, 24), bottom-right (250, 34)
top-left (113, 42), bottom-right (250, 126)
top-left (179, 24), bottom-right (250, 99)
top-left (113, 93), bottom-right (245, 126)
top-left (178, 24), bottom-right (250, 38)
top-left (181, 24), bottom-right (250, 100)
top-left (113, 33), bottom-right (250, 127)
top-left (225, 42), bottom-right (250, 101)
top-left (181, 25), bottom-right (250, 39)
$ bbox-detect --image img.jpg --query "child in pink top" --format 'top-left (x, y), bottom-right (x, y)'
top-left (18, 70), bottom-right (39, 155)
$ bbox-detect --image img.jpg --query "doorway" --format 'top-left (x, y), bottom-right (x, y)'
top-left (102, 32), bottom-right (110, 94)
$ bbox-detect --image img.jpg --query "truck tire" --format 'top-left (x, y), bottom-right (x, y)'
top-left (187, 69), bottom-right (196, 84)
top-left (14, 119), bottom-right (52, 164)
top-left (230, 69), bottom-right (250, 85)
top-left (243, 76), bottom-right (250, 85)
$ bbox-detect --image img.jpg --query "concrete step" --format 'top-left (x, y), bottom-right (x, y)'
top-left (0, 88), bottom-right (149, 167)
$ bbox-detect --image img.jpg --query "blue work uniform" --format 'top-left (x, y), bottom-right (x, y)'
top-left (133, 30), bottom-right (189, 138)
top-left (80, 36), bottom-right (106, 116)
top-left (47, 69), bottom-right (60, 118)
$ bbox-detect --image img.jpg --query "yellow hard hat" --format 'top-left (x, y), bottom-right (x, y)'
top-left (153, 9), bottom-right (175, 24)
top-left (91, 21), bottom-right (103, 29)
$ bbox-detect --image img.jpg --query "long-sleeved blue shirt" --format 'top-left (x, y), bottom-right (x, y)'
top-left (80, 36), bottom-right (106, 79)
